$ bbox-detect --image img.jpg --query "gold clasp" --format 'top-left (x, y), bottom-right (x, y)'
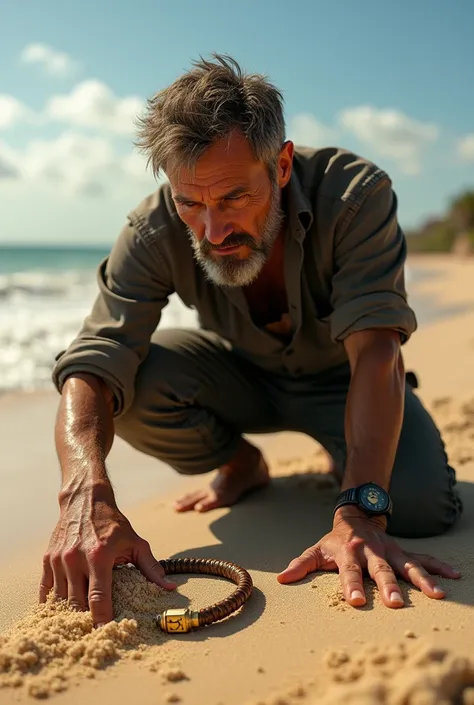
top-left (156, 608), bottom-right (201, 633)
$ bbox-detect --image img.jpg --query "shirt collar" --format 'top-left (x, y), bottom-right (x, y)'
top-left (284, 167), bottom-right (313, 241)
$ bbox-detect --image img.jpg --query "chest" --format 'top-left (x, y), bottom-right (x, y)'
top-left (241, 236), bottom-right (289, 328)
top-left (243, 278), bottom-right (288, 327)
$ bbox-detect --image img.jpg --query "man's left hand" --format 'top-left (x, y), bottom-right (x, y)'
top-left (277, 508), bottom-right (461, 608)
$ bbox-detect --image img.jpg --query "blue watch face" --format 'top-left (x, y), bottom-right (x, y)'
top-left (359, 484), bottom-right (389, 513)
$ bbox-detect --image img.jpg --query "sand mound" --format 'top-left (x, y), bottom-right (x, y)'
top-left (252, 641), bottom-right (474, 705)
top-left (0, 565), bottom-right (178, 699)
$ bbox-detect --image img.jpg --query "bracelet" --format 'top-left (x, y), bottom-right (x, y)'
top-left (155, 558), bottom-right (253, 633)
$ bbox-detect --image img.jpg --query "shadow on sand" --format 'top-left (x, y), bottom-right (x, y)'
top-left (169, 474), bottom-right (474, 638)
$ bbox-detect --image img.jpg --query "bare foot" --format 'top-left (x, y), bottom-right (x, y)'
top-left (173, 440), bottom-right (270, 513)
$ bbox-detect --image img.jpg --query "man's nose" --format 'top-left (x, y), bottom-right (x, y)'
top-left (203, 208), bottom-right (233, 245)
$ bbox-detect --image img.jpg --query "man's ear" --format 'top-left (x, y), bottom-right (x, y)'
top-left (277, 140), bottom-right (294, 188)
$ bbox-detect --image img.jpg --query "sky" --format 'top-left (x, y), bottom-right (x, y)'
top-left (1, 0), bottom-right (473, 246)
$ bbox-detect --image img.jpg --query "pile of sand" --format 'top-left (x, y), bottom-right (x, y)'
top-left (0, 566), bottom-right (183, 699)
top-left (250, 641), bottom-right (474, 705)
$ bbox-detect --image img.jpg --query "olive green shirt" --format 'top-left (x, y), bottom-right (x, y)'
top-left (52, 146), bottom-right (417, 417)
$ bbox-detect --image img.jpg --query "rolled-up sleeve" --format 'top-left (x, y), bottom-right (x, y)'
top-left (52, 220), bottom-right (173, 417)
top-left (329, 181), bottom-right (417, 344)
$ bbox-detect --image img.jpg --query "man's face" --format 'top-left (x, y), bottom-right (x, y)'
top-left (168, 131), bottom-right (293, 287)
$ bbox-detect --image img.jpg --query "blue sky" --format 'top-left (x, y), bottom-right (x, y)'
top-left (1, 0), bottom-right (473, 245)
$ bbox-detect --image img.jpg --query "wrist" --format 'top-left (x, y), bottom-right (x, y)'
top-left (333, 505), bottom-right (387, 531)
top-left (341, 466), bottom-right (390, 494)
top-left (58, 479), bottom-right (116, 508)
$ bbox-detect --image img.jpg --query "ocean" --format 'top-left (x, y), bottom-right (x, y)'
top-left (0, 244), bottom-right (199, 392)
top-left (1, 244), bottom-right (430, 393)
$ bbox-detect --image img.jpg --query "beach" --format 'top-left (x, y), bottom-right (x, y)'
top-left (1, 253), bottom-right (474, 704)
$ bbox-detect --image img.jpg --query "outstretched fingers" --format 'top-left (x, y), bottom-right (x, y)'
top-left (277, 546), bottom-right (326, 584)
top-left (87, 550), bottom-right (115, 627)
top-left (410, 553), bottom-right (461, 580)
top-left (336, 549), bottom-right (367, 607)
top-left (39, 556), bottom-right (54, 603)
top-left (391, 552), bottom-right (458, 600)
top-left (366, 552), bottom-right (404, 608)
top-left (136, 540), bottom-right (177, 591)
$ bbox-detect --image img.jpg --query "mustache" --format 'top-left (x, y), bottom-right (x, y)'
top-left (199, 232), bottom-right (258, 253)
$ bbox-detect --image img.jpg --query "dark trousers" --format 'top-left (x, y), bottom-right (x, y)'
top-left (115, 328), bottom-right (462, 539)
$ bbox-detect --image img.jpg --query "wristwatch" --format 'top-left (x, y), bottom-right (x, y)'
top-left (333, 483), bottom-right (393, 519)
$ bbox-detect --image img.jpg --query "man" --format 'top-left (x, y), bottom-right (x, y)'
top-left (42, 54), bottom-right (462, 628)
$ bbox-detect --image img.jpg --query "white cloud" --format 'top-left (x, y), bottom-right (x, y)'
top-left (1, 132), bottom-right (157, 196)
top-left (45, 80), bottom-right (144, 135)
top-left (20, 133), bottom-right (117, 195)
top-left (0, 142), bottom-right (19, 179)
top-left (0, 79), bottom-right (143, 135)
top-left (287, 113), bottom-right (336, 147)
top-left (0, 95), bottom-right (32, 129)
top-left (338, 106), bottom-right (438, 174)
top-left (20, 43), bottom-right (79, 77)
top-left (457, 134), bottom-right (474, 162)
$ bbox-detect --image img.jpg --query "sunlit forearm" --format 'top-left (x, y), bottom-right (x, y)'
top-left (341, 333), bottom-right (405, 492)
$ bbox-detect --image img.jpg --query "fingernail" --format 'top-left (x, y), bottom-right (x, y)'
top-left (351, 590), bottom-right (364, 601)
top-left (433, 586), bottom-right (445, 595)
top-left (390, 591), bottom-right (403, 603)
top-left (96, 623), bottom-right (106, 628)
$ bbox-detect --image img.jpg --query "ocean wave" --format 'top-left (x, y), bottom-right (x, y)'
top-left (0, 268), bottom-right (197, 392)
top-left (0, 269), bottom-right (96, 301)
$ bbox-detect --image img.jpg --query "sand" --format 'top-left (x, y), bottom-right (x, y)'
top-left (0, 254), bottom-right (473, 705)
top-left (249, 641), bottom-right (474, 704)
top-left (0, 567), bottom-right (192, 699)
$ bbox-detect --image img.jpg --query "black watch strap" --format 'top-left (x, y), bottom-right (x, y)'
top-left (334, 488), bottom-right (358, 508)
top-left (334, 484), bottom-right (393, 518)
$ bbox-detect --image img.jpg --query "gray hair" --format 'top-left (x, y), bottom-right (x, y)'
top-left (135, 53), bottom-right (286, 179)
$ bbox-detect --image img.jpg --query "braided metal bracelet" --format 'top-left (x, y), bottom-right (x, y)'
top-left (155, 558), bottom-right (253, 633)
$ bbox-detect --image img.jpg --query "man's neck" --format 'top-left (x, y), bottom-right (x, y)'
top-left (242, 231), bottom-right (289, 330)
top-left (254, 228), bottom-right (286, 288)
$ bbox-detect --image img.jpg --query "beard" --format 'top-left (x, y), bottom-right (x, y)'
top-left (188, 182), bottom-right (284, 287)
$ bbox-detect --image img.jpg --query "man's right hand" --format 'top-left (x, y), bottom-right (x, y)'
top-left (40, 484), bottom-right (177, 627)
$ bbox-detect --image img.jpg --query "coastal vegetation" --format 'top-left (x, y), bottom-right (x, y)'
top-left (406, 190), bottom-right (474, 253)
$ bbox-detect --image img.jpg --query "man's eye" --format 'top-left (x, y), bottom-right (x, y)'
top-left (183, 201), bottom-right (199, 208)
top-left (226, 195), bottom-right (246, 202)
